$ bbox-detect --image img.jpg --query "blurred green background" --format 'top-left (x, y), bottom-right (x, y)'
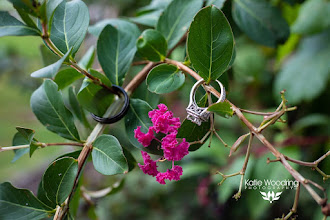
top-left (0, 0), bottom-right (329, 219)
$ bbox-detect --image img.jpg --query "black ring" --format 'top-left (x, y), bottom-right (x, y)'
top-left (91, 85), bottom-right (130, 124)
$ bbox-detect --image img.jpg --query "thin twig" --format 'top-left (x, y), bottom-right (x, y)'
top-left (0, 142), bottom-right (83, 152)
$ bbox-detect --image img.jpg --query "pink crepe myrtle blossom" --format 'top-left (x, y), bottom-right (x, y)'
top-left (134, 103), bottom-right (190, 184)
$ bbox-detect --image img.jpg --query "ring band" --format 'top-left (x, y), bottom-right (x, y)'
top-left (186, 79), bottom-right (226, 125)
top-left (91, 85), bottom-right (130, 124)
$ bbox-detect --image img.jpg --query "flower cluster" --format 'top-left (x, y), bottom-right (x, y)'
top-left (134, 104), bottom-right (190, 184)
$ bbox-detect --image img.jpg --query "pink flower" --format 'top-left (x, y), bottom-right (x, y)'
top-left (148, 104), bottom-right (181, 134)
top-left (138, 151), bottom-right (159, 177)
top-left (156, 165), bottom-right (183, 184)
top-left (162, 133), bottom-right (189, 161)
top-left (134, 126), bottom-right (154, 147)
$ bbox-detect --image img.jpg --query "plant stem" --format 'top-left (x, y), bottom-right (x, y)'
top-left (0, 142), bottom-right (84, 152)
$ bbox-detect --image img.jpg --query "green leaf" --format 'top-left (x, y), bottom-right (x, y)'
top-left (292, 0), bottom-right (330, 35)
top-left (146, 64), bottom-right (185, 94)
top-left (177, 119), bottom-right (210, 151)
top-left (124, 99), bottom-right (163, 155)
top-left (78, 46), bottom-right (95, 70)
top-left (187, 5), bottom-right (234, 82)
top-left (137, 0), bottom-right (173, 13)
top-left (0, 11), bottom-right (40, 37)
top-left (92, 135), bottom-right (128, 175)
top-left (31, 49), bottom-right (71, 78)
top-left (97, 23), bottom-right (140, 85)
top-left (40, 44), bottom-right (59, 66)
top-left (137, 29), bottom-right (167, 61)
top-left (50, 0), bottom-right (89, 56)
top-left (77, 69), bottom-right (114, 115)
top-left (16, 126), bottom-right (39, 157)
top-left (207, 101), bottom-right (233, 118)
top-left (274, 31), bottom-right (330, 104)
top-left (42, 157), bottom-right (78, 205)
top-left (206, 0), bottom-right (226, 9)
top-left (0, 182), bottom-right (53, 220)
top-left (31, 79), bottom-right (80, 141)
top-left (129, 10), bottom-right (163, 27)
top-left (11, 132), bottom-right (30, 162)
top-left (293, 114), bottom-right (330, 132)
top-left (46, 0), bottom-right (63, 30)
top-left (15, 7), bottom-right (39, 30)
top-left (37, 180), bottom-right (56, 209)
top-left (232, 0), bottom-right (290, 47)
top-left (132, 80), bottom-right (160, 108)
top-left (68, 86), bottom-right (89, 127)
top-left (54, 68), bottom-right (84, 90)
top-left (123, 148), bottom-right (137, 172)
top-left (157, 0), bottom-right (203, 49)
top-left (8, 0), bottom-right (43, 17)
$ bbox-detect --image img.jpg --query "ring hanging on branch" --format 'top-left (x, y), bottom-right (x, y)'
top-left (186, 79), bottom-right (226, 126)
top-left (91, 85), bottom-right (130, 124)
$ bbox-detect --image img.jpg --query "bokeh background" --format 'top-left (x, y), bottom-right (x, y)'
top-left (0, 0), bottom-right (329, 219)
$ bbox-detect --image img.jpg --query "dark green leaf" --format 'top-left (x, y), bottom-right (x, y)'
top-left (206, 0), bottom-right (226, 9)
top-left (77, 69), bottom-right (114, 115)
top-left (97, 23), bottom-right (140, 85)
top-left (292, 0), bottom-right (330, 35)
top-left (16, 126), bottom-right (39, 157)
top-left (274, 31), bottom-right (330, 103)
top-left (11, 132), bottom-right (30, 162)
top-left (232, 0), bottom-right (290, 47)
top-left (207, 101), bottom-right (233, 118)
top-left (8, 0), bottom-right (42, 17)
top-left (31, 49), bottom-right (71, 78)
top-left (146, 64), bottom-right (185, 94)
top-left (177, 119), bottom-right (210, 151)
top-left (78, 46), bottom-right (95, 70)
top-left (56, 150), bottom-right (82, 160)
top-left (42, 157), bottom-right (78, 205)
top-left (15, 7), bottom-right (39, 29)
top-left (124, 99), bottom-right (163, 155)
top-left (137, 0), bottom-right (172, 14)
top-left (123, 148), bottom-right (136, 172)
top-left (92, 135), bottom-right (128, 175)
top-left (157, 0), bottom-right (203, 49)
top-left (0, 11), bottom-right (40, 37)
top-left (187, 6), bottom-right (234, 82)
top-left (137, 29), bottom-right (167, 61)
top-left (50, 0), bottom-right (89, 56)
top-left (0, 182), bottom-right (53, 220)
top-left (54, 68), bottom-right (84, 90)
top-left (37, 180), bottom-right (56, 209)
top-left (68, 86), bottom-right (89, 127)
top-left (132, 81), bottom-right (160, 108)
top-left (31, 79), bottom-right (80, 141)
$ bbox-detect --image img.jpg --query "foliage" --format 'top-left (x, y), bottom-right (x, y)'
top-left (0, 0), bottom-right (329, 219)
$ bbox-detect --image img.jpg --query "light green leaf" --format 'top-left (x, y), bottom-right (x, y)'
top-left (92, 135), bottom-right (128, 175)
top-left (31, 49), bottom-right (71, 78)
top-left (232, 0), bottom-right (290, 47)
top-left (42, 157), bottom-right (78, 205)
top-left (206, 0), bottom-right (226, 9)
top-left (274, 31), bottom-right (330, 104)
top-left (77, 69), bottom-right (114, 115)
top-left (46, 0), bottom-right (63, 30)
top-left (124, 99), bottom-right (163, 155)
top-left (54, 68), bottom-right (84, 90)
top-left (31, 79), bottom-right (80, 141)
top-left (137, 29), bottom-right (167, 61)
top-left (157, 0), bottom-right (203, 49)
top-left (0, 182), bottom-right (53, 220)
top-left (208, 101), bottom-right (233, 118)
top-left (129, 10), bottom-right (163, 27)
top-left (0, 11), bottom-right (40, 37)
top-left (78, 46), bottom-right (95, 70)
top-left (50, 0), bottom-right (89, 56)
top-left (292, 0), bottom-right (330, 35)
top-left (137, 0), bottom-right (172, 13)
top-left (146, 64), bottom-right (185, 94)
top-left (187, 5), bottom-right (234, 82)
top-left (97, 23), bottom-right (140, 85)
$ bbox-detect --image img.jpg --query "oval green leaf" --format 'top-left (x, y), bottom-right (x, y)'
top-left (146, 64), bottom-right (185, 94)
top-left (54, 68), bottom-right (84, 90)
top-left (96, 22), bottom-right (140, 85)
top-left (0, 182), bottom-right (53, 220)
top-left (137, 29), bottom-right (167, 61)
top-left (156, 0), bottom-right (203, 49)
top-left (207, 101), bottom-right (234, 118)
top-left (187, 5), bottom-right (234, 83)
top-left (50, 0), bottom-right (89, 56)
top-left (232, 0), bottom-right (290, 47)
top-left (92, 135), bottom-right (128, 175)
top-left (30, 79), bottom-right (80, 141)
top-left (42, 157), bottom-right (78, 205)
